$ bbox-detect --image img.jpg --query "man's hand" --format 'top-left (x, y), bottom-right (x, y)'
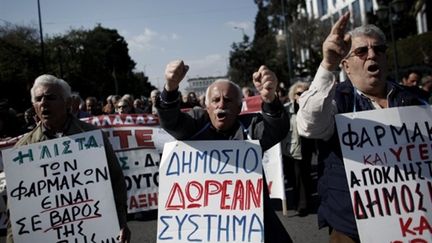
top-left (164, 60), bottom-right (189, 91)
top-left (252, 65), bottom-right (278, 103)
top-left (321, 12), bottom-right (351, 71)
top-left (117, 226), bottom-right (131, 243)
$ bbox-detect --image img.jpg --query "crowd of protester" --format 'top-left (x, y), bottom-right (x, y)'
top-left (0, 89), bottom-right (213, 142)
top-left (2, 13), bottom-right (432, 242)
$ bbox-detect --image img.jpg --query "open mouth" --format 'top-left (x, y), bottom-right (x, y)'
top-left (216, 111), bottom-right (227, 119)
top-left (41, 110), bottom-right (51, 117)
top-left (367, 64), bottom-right (380, 75)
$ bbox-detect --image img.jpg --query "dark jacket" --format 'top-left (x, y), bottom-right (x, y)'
top-left (317, 80), bottom-right (427, 240)
top-left (156, 88), bottom-right (292, 243)
top-left (157, 88), bottom-right (289, 153)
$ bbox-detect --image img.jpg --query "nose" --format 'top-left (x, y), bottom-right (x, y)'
top-left (367, 46), bottom-right (377, 59)
top-left (217, 99), bottom-right (226, 108)
top-left (40, 96), bottom-right (49, 105)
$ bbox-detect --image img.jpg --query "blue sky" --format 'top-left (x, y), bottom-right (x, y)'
top-left (1, 0), bottom-right (257, 91)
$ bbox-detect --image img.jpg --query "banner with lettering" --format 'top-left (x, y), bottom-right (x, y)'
top-left (117, 149), bottom-right (160, 213)
top-left (335, 106), bottom-right (432, 243)
top-left (2, 130), bottom-right (120, 242)
top-left (157, 140), bottom-right (264, 243)
top-left (83, 114), bottom-right (174, 213)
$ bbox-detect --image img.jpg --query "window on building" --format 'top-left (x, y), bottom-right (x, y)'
top-left (318, 0), bottom-right (328, 17)
top-left (364, 0), bottom-right (372, 12)
top-left (332, 12), bottom-right (340, 24)
top-left (352, 0), bottom-right (361, 27)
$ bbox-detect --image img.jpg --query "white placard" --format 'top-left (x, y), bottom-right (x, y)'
top-left (117, 149), bottom-right (160, 213)
top-left (336, 106), bottom-right (432, 243)
top-left (157, 140), bottom-right (264, 243)
top-left (3, 130), bottom-right (120, 242)
top-left (262, 143), bottom-right (286, 200)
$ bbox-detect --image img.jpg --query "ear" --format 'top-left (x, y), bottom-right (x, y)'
top-left (341, 59), bottom-right (350, 75)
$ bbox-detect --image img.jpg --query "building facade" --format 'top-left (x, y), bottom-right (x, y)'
top-left (184, 76), bottom-right (228, 97)
top-left (305, 0), bottom-right (429, 34)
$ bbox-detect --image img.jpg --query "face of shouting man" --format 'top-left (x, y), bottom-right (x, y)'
top-left (33, 84), bottom-right (69, 131)
top-left (342, 35), bottom-right (388, 97)
top-left (206, 81), bottom-right (242, 132)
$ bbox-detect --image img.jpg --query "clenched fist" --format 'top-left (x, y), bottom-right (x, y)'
top-left (252, 65), bottom-right (278, 103)
top-left (164, 60), bottom-right (189, 91)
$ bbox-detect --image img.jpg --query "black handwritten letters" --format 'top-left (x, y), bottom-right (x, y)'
top-left (341, 122), bottom-right (432, 151)
top-left (336, 107), bottom-right (432, 242)
top-left (3, 130), bottom-right (120, 242)
top-left (116, 149), bottom-right (161, 213)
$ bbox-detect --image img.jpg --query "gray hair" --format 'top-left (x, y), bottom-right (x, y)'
top-left (205, 79), bottom-right (242, 107)
top-left (288, 81), bottom-right (310, 102)
top-left (349, 24), bottom-right (386, 43)
top-left (30, 74), bottom-right (72, 103)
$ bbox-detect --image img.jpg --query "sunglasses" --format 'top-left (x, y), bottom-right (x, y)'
top-left (34, 94), bottom-right (60, 102)
top-left (346, 45), bottom-right (387, 59)
top-left (295, 92), bottom-right (304, 96)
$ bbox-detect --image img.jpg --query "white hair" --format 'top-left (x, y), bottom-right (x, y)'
top-left (30, 74), bottom-right (72, 103)
top-left (349, 24), bottom-right (386, 43)
top-left (205, 79), bottom-right (242, 107)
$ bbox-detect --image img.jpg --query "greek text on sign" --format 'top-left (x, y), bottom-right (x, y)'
top-left (2, 130), bottom-right (120, 242)
top-left (157, 140), bottom-right (264, 243)
top-left (336, 106), bottom-right (432, 243)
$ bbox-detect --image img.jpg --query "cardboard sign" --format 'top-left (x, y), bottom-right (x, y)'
top-left (3, 130), bottom-right (120, 242)
top-left (83, 114), bottom-right (174, 213)
top-left (262, 143), bottom-right (285, 200)
top-left (157, 140), bottom-right (264, 243)
top-left (335, 106), bottom-right (432, 243)
top-left (117, 149), bottom-right (160, 213)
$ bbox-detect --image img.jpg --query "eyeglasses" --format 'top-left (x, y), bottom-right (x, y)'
top-left (34, 94), bottom-right (60, 102)
top-left (346, 45), bottom-right (387, 59)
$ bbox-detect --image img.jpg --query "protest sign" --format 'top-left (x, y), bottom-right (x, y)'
top-left (117, 149), bottom-right (160, 213)
top-left (241, 99), bottom-right (286, 202)
top-left (335, 106), bottom-right (432, 243)
top-left (83, 114), bottom-right (175, 213)
top-left (241, 95), bottom-right (262, 114)
top-left (2, 130), bottom-right (120, 242)
top-left (0, 172), bottom-right (7, 229)
top-left (83, 114), bottom-right (171, 154)
top-left (262, 143), bottom-right (285, 200)
top-left (157, 140), bottom-right (264, 243)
